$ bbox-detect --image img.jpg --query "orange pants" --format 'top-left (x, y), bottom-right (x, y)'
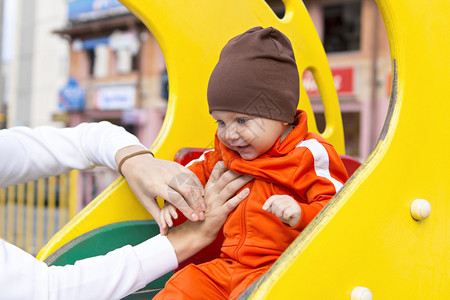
top-left (154, 258), bottom-right (272, 300)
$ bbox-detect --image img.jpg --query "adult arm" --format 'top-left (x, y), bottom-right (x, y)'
top-left (0, 236), bottom-right (177, 300)
top-left (0, 162), bottom-right (250, 299)
top-left (0, 122), bottom-right (205, 221)
top-left (0, 121), bottom-right (143, 188)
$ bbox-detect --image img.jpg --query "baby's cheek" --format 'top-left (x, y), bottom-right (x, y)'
top-left (216, 130), bottom-right (226, 143)
top-left (240, 127), bottom-right (257, 141)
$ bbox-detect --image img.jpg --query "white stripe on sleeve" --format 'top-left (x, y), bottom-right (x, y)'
top-left (296, 139), bottom-right (343, 193)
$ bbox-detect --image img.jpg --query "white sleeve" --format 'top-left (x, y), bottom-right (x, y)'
top-left (0, 121), bottom-right (146, 188)
top-left (0, 235), bottom-right (178, 300)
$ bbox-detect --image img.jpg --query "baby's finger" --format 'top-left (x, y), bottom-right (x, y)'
top-left (162, 208), bottom-right (174, 227)
top-left (282, 207), bottom-right (295, 220)
top-left (169, 205), bottom-right (179, 220)
top-left (159, 210), bottom-right (169, 235)
top-left (160, 225), bottom-right (168, 236)
top-left (262, 196), bottom-right (276, 211)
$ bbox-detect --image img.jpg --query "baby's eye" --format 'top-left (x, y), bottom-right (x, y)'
top-left (216, 120), bottom-right (225, 127)
top-left (237, 118), bottom-right (247, 125)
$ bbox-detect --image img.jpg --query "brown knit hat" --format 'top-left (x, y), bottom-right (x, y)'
top-left (207, 26), bottom-right (299, 123)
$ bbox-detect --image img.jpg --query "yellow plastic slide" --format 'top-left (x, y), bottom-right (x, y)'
top-left (39, 0), bottom-right (450, 298)
top-left (38, 0), bottom-right (344, 260)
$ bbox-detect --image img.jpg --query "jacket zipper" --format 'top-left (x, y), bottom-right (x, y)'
top-left (227, 158), bottom-right (250, 262)
top-left (233, 184), bottom-right (250, 261)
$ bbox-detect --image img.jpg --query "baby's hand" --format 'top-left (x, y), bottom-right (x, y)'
top-left (159, 202), bottom-right (179, 235)
top-left (262, 195), bottom-right (301, 227)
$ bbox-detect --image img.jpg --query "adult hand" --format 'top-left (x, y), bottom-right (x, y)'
top-left (199, 161), bottom-right (252, 242)
top-left (167, 161), bottom-right (253, 263)
top-left (116, 146), bottom-right (205, 225)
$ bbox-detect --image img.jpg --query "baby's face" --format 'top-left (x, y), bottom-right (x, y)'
top-left (211, 111), bottom-right (290, 160)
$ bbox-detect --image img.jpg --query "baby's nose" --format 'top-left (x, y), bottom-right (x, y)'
top-left (225, 125), bottom-right (239, 140)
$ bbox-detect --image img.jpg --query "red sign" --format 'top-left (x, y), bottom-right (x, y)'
top-left (386, 72), bottom-right (392, 96)
top-left (302, 66), bottom-right (354, 96)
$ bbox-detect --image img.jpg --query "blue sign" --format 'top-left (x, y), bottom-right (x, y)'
top-left (68, 0), bottom-right (128, 22)
top-left (59, 78), bottom-right (86, 111)
top-left (82, 36), bottom-right (110, 50)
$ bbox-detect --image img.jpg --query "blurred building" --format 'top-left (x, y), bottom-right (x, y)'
top-left (0, 0), bottom-right (166, 147)
top-left (310, 0), bottom-right (390, 160)
top-left (53, 0), bottom-right (167, 147)
top-left (1, 0), bottom-right (68, 128)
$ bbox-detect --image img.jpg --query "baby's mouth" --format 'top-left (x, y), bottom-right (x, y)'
top-left (235, 145), bottom-right (250, 151)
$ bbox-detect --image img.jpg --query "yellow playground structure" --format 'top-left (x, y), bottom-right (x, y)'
top-left (37, 0), bottom-right (450, 298)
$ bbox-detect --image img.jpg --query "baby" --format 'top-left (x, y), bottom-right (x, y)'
top-left (156, 26), bottom-right (348, 300)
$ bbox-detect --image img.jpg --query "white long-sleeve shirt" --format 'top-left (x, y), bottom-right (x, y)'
top-left (0, 121), bottom-right (143, 188)
top-left (0, 122), bottom-right (178, 299)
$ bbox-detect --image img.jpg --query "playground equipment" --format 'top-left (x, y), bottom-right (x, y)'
top-left (38, 0), bottom-right (450, 299)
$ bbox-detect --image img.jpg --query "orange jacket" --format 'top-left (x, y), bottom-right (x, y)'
top-left (187, 110), bottom-right (348, 267)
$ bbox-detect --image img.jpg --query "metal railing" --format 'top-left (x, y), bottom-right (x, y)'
top-left (0, 172), bottom-right (76, 255)
top-left (0, 168), bottom-right (119, 256)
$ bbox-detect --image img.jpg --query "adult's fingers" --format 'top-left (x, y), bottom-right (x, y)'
top-left (219, 173), bottom-right (253, 200)
top-left (209, 160), bottom-right (227, 178)
top-left (167, 167), bottom-right (205, 213)
top-left (165, 186), bottom-right (200, 221)
top-left (206, 162), bottom-right (253, 202)
top-left (205, 161), bottom-right (232, 190)
top-left (222, 188), bottom-right (250, 213)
